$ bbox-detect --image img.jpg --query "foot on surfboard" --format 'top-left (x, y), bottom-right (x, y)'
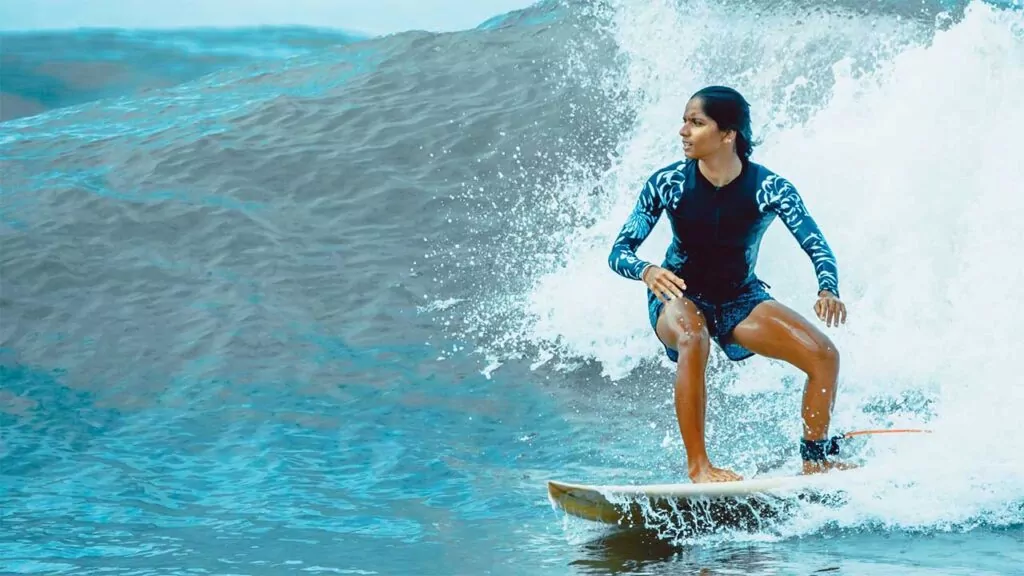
top-left (689, 465), bottom-right (744, 484)
top-left (800, 436), bottom-right (859, 476)
top-left (802, 459), bottom-right (859, 476)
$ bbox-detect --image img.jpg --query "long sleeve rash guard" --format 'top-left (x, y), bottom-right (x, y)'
top-left (608, 159), bottom-right (839, 301)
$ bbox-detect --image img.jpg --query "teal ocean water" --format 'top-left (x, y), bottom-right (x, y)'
top-left (2, 1), bottom-right (1024, 574)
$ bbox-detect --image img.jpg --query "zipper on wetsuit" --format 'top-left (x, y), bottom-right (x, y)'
top-left (713, 191), bottom-right (721, 241)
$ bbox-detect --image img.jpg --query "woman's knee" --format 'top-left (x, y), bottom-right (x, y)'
top-left (806, 335), bottom-right (840, 377)
top-left (660, 299), bottom-right (709, 352)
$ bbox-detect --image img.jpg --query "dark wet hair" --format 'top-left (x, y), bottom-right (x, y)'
top-left (690, 86), bottom-right (755, 159)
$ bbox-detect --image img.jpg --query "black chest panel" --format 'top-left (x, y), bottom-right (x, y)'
top-left (661, 160), bottom-right (775, 296)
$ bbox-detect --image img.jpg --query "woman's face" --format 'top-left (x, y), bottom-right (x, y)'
top-left (679, 97), bottom-right (733, 159)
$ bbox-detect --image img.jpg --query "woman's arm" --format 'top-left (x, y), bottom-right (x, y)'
top-left (608, 175), bottom-right (667, 281)
top-left (758, 174), bottom-right (840, 297)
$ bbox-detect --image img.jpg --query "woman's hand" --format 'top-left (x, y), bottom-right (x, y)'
top-left (642, 265), bottom-right (687, 304)
top-left (814, 290), bottom-right (847, 327)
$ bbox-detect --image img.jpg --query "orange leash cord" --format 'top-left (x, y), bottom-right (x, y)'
top-left (841, 428), bottom-right (932, 439)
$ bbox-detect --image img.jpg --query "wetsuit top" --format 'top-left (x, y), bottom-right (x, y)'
top-left (607, 158), bottom-right (839, 301)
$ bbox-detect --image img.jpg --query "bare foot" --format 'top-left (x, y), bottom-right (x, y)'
top-left (802, 460), bottom-right (859, 476)
top-left (690, 466), bottom-right (744, 484)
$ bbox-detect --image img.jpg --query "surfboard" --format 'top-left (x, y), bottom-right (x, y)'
top-left (547, 471), bottom-right (855, 534)
top-left (547, 429), bottom-right (931, 534)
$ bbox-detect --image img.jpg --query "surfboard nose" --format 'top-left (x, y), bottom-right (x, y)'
top-left (547, 480), bottom-right (624, 524)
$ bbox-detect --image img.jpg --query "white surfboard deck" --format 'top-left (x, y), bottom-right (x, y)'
top-left (547, 469), bottom-right (861, 532)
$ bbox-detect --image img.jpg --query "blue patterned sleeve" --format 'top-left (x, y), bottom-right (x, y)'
top-left (757, 174), bottom-right (840, 297)
top-left (608, 174), bottom-right (665, 281)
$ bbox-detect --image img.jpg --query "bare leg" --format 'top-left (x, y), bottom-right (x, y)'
top-left (656, 297), bottom-right (743, 483)
top-left (729, 300), bottom-right (850, 475)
